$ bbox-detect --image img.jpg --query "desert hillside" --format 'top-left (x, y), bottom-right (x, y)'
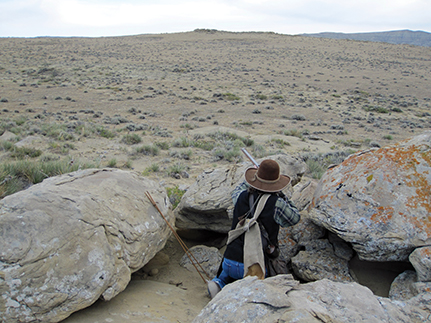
top-left (1, 30), bottom-right (431, 190)
top-left (301, 29), bottom-right (431, 47)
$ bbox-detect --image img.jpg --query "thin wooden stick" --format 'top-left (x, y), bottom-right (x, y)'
top-left (145, 191), bottom-right (211, 284)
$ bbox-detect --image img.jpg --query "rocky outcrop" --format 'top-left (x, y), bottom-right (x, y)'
top-left (175, 154), bottom-right (307, 234)
top-left (193, 275), bottom-right (431, 323)
top-left (0, 168), bottom-right (173, 323)
top-left (409, 246), bottom-right (431, 282)
top-left (310, 131), bottom-right (431, 262)
top-left (291, 238), bottom-right (354, 282)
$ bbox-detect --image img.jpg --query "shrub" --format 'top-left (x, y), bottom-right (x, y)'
top-left (166, 185), bottom-right (186, 209)
top-left (302, 151), bottom-right (353, 179)
top-left (222, 93), bottom-right (240, 101)
top-left (122, 133), bottom-right (142, 145)
top-left (172, 136), bottom-right (192, 148)
top-left (283, 129), bottom-right (303, 139)
top-left (10, 146), bottom-right (43, 159)
top-left (107, 158), bottom-right (117, 168)
top-left (155, 141), bottom-right (170, 150)
top-left (167, 162), bottom-right (187, 175)
top-left (97, 126), bottom-right (116, 139)
top-left (136, 144), bottom-right (159, 156)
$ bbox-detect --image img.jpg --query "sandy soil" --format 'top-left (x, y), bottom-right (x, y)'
top-left (1, 30), bottom-right (430, 322)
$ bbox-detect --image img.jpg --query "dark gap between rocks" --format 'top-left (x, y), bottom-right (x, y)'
top-left (349, 254), bottom-right (415, 297)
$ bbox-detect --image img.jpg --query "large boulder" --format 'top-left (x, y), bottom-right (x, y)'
top-left (193, 275), bottom-right (431, 323)
top-left (310, 131), bottom-right (431, 261)
top-left (0, 168), bottom-right (173, 323)
top-left (175, 154), bottom-right (307, 233)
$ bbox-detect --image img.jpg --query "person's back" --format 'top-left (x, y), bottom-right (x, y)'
top-left (207, 159), bottom-right (300, 298)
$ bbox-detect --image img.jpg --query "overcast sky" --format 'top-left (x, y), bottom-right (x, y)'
top-left (1, 0), bottom-right (430, 38)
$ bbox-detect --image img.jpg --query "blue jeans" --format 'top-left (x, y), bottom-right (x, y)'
top-left (212, 258), bottom-right (244, 289)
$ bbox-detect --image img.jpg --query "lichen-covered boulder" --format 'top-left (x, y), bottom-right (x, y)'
top-left (0, 168), bottom-right (173, 323)
top-left (175, 154), bottom-right (307, 233)
top-left (310, 131), bottom-right (431, 261)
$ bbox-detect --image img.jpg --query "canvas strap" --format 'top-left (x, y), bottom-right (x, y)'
top-left (227, 193), bottom-right (270, 279)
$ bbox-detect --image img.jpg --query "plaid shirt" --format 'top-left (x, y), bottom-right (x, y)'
top-left (231, 181), bottom-right (300, 227)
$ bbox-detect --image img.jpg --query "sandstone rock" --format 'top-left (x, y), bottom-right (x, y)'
top-left (193, 275), bottom-right (297, 323)
top-left (175, 154), bottom-right (307, 234)
top-left (389, 270), bottom-right (417, 300)
top-left (409, 246), bottom-right (431, 282)
top-left (310, 131), bottom-right (431, 262)
top-left (193, 275), bottom-right (430, 322)
top-left (0, 168), bottom-right (173, 323)
top-left (291, 239), bottom-right (354, 282)
top-left (180, 245), bottom-right (223, 279)
top-left (291, 176), bottom-right (318, 211)
top-left (278, 211), bottom-right (325, 263)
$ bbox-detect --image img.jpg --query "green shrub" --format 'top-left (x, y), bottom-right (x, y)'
top-left (10, 146), bottom-right (43, 159)
top-left (122, 133), bottom-right (142, 145)
top-left (155, 141), bottom-right (170, 150)
top-left (283, 129), bottom-right (303, 139)
top-left (167, 162), bottom-right (186, 175)
top-left (97, 126), bottom-right (116, 139)
top-left (166, 185), bottom-right (186, 209)
top-left (107, 158), bottom-right (117, 168)
top-left (193, 140), bottom-right (215, 151)
top-left (142, 163), bottom-right (160, 176)
top-left (302, 151), bottom-right (353, 179)
top-left (222, 93), bottom-right (240, 101)
top-left (172, 136), bottom-right (192, 148)
top-left (136, 144), bottom-right (159, 156)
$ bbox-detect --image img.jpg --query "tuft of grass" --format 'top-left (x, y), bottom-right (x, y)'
top-left (107, 158), bottom-right (117, 168)
top-left (166, 185), bottom-right (186, 209)
top-left (167, 162), bottom-right (187, 176)
top-left (142, 163), bottom-right (159, 176)
top-left (155, 141), bottom-right (170, 150)
top-left (222, 93), bottom-right (240, 101)
top-left (136, 144), bottom-right (159, 156)
top-left (10, 146), bottom-right (43, 159)
top-left (0, 158), bottom-right (97, 198)
top-left (172, 136), bottom-right (192, 148)
top-left (383, 135), bottom-right (393, 140)
top-left (302, 151), bottom-right (354, 179)
top-left (283, 129), bottom-right (303, 139)
top-left (362, 105), bottom-right (389, 113)
top-left (97, 126), bottom-right (116, 139)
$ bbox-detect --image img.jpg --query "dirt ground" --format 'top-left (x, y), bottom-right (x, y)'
top-left (1, 30), bottom-right (430, 323)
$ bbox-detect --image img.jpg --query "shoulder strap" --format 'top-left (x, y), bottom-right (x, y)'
top-left (227, 194), bottom-right (270, 245)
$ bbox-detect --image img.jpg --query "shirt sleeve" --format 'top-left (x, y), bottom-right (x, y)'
top-left (231, 181), bottom-right (249, 205)
top-left (274, 196), bottom-right (300, 227)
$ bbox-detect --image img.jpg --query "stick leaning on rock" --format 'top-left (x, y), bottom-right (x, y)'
top-left (145, 191), bottom-right (210, 284)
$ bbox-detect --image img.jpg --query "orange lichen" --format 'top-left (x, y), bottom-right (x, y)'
top-left (370, 206), bottom-right (394, 224)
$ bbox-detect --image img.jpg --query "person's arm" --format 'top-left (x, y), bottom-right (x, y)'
top-left (273, 193), bottom-right (300, 227)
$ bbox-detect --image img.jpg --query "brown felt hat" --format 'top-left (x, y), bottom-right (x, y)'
top-left (244, 159), bottom-right (291, 193)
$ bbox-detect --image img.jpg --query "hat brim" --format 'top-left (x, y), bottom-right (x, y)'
top-left (244, 167), bottom-right (291, 193)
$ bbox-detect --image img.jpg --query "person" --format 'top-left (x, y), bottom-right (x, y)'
top-left (207, 159), bottom-right (300, 299)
